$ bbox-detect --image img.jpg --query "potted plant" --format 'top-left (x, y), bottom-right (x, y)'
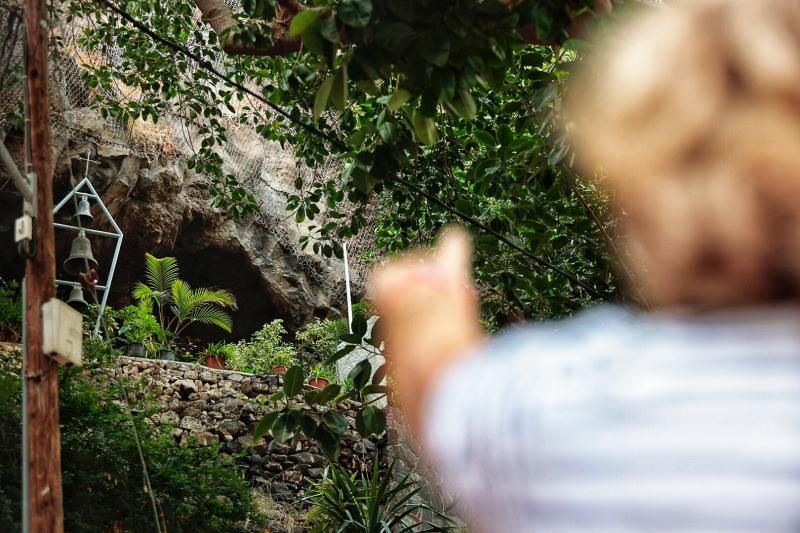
top-left (156, 328), bottom-right (177, 361)
top-left (132, 254), bottom-right (237, 359)
top-left (117, 305), bottom-right (160, 358)
top-left (204, 342), bottom-right (232, 369)
top-left (308, 364), bottom-right (336, 390)
top-left (270, 351), bottom-right (296, 375)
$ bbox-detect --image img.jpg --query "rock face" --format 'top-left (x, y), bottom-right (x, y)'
top-left (46, 107), bottom-right (347, 336)
top-left (111, 356), bottom-right (384, 499)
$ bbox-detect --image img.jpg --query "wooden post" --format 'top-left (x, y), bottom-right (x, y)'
top-left (24, 0), bottom-right (64, 529)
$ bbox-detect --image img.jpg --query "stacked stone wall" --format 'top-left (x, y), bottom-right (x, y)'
top-left (113, 356), bottom-right (384, 501)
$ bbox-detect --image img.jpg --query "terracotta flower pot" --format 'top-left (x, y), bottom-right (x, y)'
top-left (272, 365), bottom-right (287, 375)
top-left (308, 377), bottom-right (330, 390)
top-left (205, 354), bottom-right (225, 369)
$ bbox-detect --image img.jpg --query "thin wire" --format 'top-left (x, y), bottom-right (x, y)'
top-left (97, 0), bottom-right (347, 150)
top-left (94, 0), bottom-right (609, 300)
top-left (393, 176), bottom-right (607, 299)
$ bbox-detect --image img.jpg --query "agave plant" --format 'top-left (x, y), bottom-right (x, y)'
top-left (305, 459), bottom-right (457, 533)
top-left (132, 254), bottom-right (237, 339)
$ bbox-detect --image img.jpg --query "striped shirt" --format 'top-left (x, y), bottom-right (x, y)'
top-left (425, 305), bottom-right (800, 532)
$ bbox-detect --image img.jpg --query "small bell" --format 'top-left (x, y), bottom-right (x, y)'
top-left (74, 196), bottom-right (94, 227)
top-left (66, 285), bottom-right (89, 313)
top-left (63, 230), bottom-right (98, 277)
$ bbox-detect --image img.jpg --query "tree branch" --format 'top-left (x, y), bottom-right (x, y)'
top-left (194, 0), bottom-right (612, 57)
top-left (194, 0), bottom-right (302, 56)
top-left (507, 0), bottom-right (613, 45)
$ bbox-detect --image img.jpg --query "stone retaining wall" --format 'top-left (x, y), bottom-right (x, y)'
top-left (112, 356), bottom-right (384, 501)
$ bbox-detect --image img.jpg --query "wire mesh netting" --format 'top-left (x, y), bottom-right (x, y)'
top-left (0, 1), bottom-right (379, 303)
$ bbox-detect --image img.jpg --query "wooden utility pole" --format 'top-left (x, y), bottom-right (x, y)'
top-left (24, 0), bottom-right (64, 528)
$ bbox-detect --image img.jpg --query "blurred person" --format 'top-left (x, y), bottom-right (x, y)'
top-left (369, 1), bottom-right (800, 531)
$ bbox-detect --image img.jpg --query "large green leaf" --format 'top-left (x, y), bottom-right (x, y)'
top-left (253, 411), bottom-right (280, 440)
top-left (315, 383), bottom-right (341, 404)
top-left (283, 365), bottom-right (305, 397)
top-left (289, 9), bottom-right (321, 37)
top-left (322, 411), bottom-right (348, 435)
top-left (347, 359), bottom-right (372, 390)
top-left (412, 110), bottom-right (437, 146)
top-left (314, 75), bottom-right (334, 119)
top-left (355, 405), bottom-right (386, 437)
top-left (271, 412), bottom-right (293, 444)
top-left (387, 88), bottom-right (411, 111)
top-left (315, 423), bottom-right (341, 460)
top-left (337, 0), bottom-right (372, 28)
top-left (330, 65), bottom-right (348, 111)
top-left (326, 344), bottom-right (356, 365)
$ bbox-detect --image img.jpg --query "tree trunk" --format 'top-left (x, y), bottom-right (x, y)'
top-left (194, 0), bottom-right (302, 56)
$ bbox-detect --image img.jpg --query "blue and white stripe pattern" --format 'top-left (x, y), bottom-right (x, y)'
top-left (425, 305), bottom-right (800, 532)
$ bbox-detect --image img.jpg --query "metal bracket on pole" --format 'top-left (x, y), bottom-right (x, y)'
top-left (25, 171), bottom-right (37, 217)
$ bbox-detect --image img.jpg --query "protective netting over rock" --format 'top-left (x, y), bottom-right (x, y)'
top-left (0, 2), bottom-right (378, 309)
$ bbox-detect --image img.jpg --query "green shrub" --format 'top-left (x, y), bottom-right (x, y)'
top-left (296, 318), bottom-right (347, 367)
top-left (117, 304), bottom-right (163, 355)
top-left (228, 319), bottom-right (297, 374)
top-left (0, 279), bottom-right (22, 343)
top-left (0, 359), bottom-right (265, 532)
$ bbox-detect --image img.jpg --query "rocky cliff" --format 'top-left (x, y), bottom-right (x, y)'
top-left (0, 106), bottom-right (351, 339)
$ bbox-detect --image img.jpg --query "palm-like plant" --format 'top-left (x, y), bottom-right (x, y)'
top-left (132, 254), bottom-right (179, 328)
top-left (305, 459), bottom-right (457, 533)
top-left (132, 254), bottom-right (237, 341)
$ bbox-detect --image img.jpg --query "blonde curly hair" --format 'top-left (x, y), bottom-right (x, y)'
top-left (567, 0), bottom-right (800, 309)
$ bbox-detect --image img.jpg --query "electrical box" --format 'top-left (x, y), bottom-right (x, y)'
top-left (42, 298), bottom-right (83, 367)
top-left (14, 215), bottom-right (32, 242)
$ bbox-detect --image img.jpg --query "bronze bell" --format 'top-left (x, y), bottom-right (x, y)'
top-left (66, 285), bottom-right (89, 313)
top-left (74, 196), bottom-right (94, 227)
top-left (63, 231), bottom-right (98, 277)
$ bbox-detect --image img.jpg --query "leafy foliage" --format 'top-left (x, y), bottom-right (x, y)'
top-left (0, 355), bottom-right (265, 532)
top-left (227, 319), bottom-right (298, 373)
top-left (0, 279), bottom-right (21, 343)
top-left (62, 0), bottom-right (622, 325)
top-left (254, 307), bottom-right (387, 460)
top-left (304, 459), bottom-right (457, 533)
top-left (295, 317), bottom-right (348, 367)
top-left (117, 304), bottom-right (163, 351)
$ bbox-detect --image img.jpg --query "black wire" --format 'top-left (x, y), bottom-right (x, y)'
top-left (394, 177), bottom-right (606, 299)
top-left (95, 0), bottom-right (608, 300)
top-left (97, 0), bottom-right (348, 151)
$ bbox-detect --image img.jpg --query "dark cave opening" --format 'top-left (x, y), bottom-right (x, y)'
top-left (171, 245), bottom-right (282, 344)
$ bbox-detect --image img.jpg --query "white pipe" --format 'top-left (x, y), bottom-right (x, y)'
top-left (343, 242), bottom-right (353, 334)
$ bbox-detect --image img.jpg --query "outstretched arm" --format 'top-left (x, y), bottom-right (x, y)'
top-left (368, 227), bottom-right (486, 438)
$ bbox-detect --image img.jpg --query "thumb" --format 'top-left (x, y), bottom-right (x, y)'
top-left (435, 225), bottom-right (473, 281)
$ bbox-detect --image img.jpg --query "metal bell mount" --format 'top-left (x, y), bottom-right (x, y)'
top-left (63, 230), bottom-right (98, 277)
top-left (66, 285), bottom-right (89, 313)
top-left (74, 196), bottom-right (94, 227)
top-left (54, 150), bottom-right (124, 337)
